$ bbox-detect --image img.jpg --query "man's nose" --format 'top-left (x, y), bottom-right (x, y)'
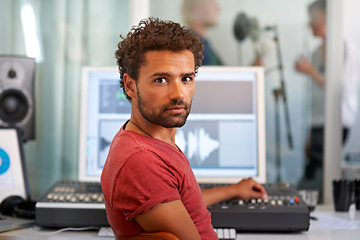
top-left (170, 81), bottom-right (184, 100)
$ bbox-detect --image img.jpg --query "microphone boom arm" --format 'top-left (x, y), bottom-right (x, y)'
top-left (268, 25), bottom-right (293, 183)
top-left (272, 26), bottom-right (293, 150)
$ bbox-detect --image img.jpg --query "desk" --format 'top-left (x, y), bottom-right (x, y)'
top-left (1, 205), bottom-right (359, 240)
top-left (237, 205), bottom-right (360, 240)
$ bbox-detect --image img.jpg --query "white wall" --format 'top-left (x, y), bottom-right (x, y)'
top-left (208, 0), bottom-right (316, 184)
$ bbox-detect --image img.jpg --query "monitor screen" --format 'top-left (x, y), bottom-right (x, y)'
top-left (78, 66), bottom-right (266, 184)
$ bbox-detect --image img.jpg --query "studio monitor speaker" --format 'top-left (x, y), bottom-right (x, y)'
top-left (0, 56), bottom-right (35, 141)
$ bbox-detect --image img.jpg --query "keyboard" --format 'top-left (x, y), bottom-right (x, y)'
top-left (98, 227), bottom-right (236, 240)
top-left (214, 228), bottom-right (236, 240)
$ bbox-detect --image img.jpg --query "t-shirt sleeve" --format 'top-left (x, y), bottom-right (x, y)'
top-left (112, 149), bottom-right (181, 220)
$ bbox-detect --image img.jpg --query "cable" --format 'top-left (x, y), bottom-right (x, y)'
top-left (30, 226), bottom-right (100, 235)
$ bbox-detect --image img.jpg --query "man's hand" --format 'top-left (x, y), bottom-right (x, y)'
top-left (295, 55), bottom-right (314, 74)
top-left (202, 178), bottom-right (268, 207)
top-left (295, 55), bottom-right (325, 86)
top-left (229, 178), bottom-right (268, 200)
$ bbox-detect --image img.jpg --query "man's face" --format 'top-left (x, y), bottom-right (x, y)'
top-left (194, 0), bottom-right (220, 27)
top-left (309, 9), bottom-right (326, 38)
top-left (133, 50), bottom-right (196, 128)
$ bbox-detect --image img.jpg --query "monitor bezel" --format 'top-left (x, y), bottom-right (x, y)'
top-left (78, 66), bottom-right (266, 184)
top-left (78, 66), bottom-right (120, 182)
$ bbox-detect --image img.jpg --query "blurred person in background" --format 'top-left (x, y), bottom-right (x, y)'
top-left (295, 0), bottom-right (360, 199)
top-left (182, 0), bottom-right (223, 65)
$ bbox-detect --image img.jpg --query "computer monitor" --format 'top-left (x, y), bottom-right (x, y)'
top-left (78, 66), bottom-right (266, 184)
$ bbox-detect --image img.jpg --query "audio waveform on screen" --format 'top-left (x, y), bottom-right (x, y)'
top-left (176, 127), bottom-right (220, 165)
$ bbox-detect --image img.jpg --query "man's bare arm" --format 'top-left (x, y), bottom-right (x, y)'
top-left (295, 56), bottom-right (325, 86)
top-left (134, 199), bottom-right (201, 240)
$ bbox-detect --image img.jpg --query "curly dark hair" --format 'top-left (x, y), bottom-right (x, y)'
top-left (115, 17), bottom-right (204, 100)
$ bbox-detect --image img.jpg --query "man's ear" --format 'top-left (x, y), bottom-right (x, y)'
top-left (123, 73), bottom-right (137, 99)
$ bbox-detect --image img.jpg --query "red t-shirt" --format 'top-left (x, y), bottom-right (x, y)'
top-left (101, 123), bottom-right (218, 239)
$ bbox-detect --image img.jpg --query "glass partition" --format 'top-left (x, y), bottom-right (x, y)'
top-left (0, 0), bottom-right (130, 199)
top-left (150, 0), bottom-right (331, 199)
top-left (150, 0), bottom-right (360, 201)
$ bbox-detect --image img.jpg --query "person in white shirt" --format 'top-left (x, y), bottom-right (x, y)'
top-left (295, 0), bottom-right (360, 199)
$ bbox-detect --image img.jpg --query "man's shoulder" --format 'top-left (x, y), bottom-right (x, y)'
top-left (109, 130), bottom-right (170, 161)
top-left (107, 130), bottom-right (188, 172)
top-left (109, 130), bottom-right (150, 157)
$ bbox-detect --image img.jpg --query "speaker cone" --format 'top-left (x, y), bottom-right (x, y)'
top-left (0, 89), bottom-right (28, 123)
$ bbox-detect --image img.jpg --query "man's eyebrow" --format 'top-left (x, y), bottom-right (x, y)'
top-left (150, 72), bottom-right (195, 77)
top-left (151, 72), bottom-right (171, 77)
top-left (182, 72), bottom-right (196, 77)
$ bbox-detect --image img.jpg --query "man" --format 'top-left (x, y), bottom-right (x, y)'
top-left (182, 0), bottom-right (222, 65)
top-left (295, 0), bottom-right (360, 198)
top-left (182, 0), bottom-right (262, 66)
top-left (101, 17), bottom-right (267, 239)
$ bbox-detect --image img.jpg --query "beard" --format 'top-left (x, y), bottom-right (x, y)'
top-left (136, 91), bottom-right (192, 128)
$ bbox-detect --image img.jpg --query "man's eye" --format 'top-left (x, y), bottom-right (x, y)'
top-left (155, 78), bottom-right (166, 83)
top-left (182, 77), bottom-right (193, 82)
